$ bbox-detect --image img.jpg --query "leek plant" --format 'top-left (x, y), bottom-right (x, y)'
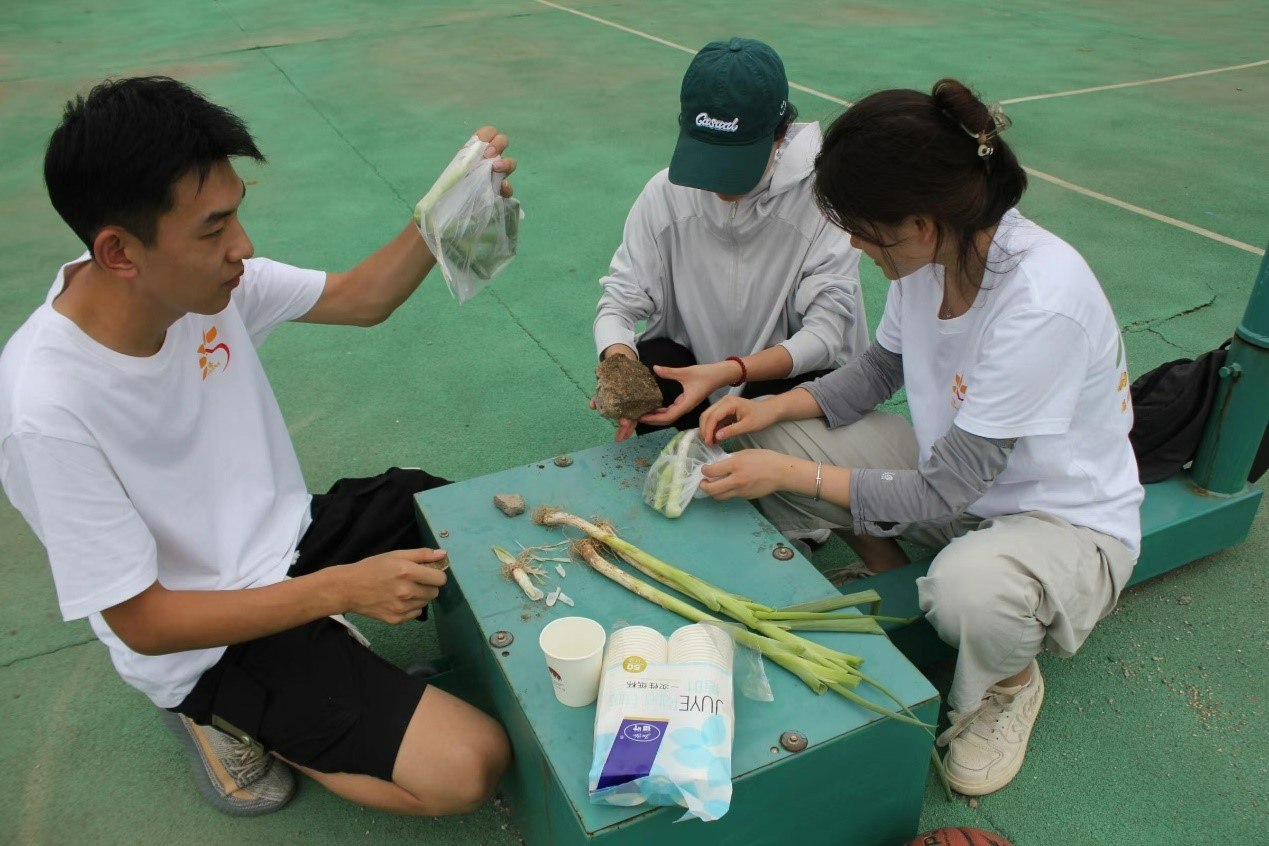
top-left (532, 507), bottom-right (933, 729)
top-left (649, 430), bottom-right (700, 518)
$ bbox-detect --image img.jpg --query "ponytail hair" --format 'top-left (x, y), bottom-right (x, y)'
top-left (813, 78), bottom-right (1026, 285)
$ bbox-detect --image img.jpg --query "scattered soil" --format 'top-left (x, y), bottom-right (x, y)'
top-left (594, 356), bottom-right (661, 420)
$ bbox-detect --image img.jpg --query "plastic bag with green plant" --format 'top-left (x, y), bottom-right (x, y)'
top-left (413, 135), bottom-right (524, 304)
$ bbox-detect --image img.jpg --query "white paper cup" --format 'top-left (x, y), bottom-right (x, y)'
top-left (605, 625), bottom-right (669, 671)
top-left (669, 624), bottom-right (734, 668)
top-left (539, 616), bottom-right (607, 707)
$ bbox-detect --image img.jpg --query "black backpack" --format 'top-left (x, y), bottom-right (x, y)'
top-left (1129, 341), bottom-right (1268, 484)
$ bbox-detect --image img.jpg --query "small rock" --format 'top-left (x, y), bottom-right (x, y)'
top-left (967, 797), bottom-right (979, 809)
top-left (1177, 595), bottom-right (1193, 605)
top-left (493, 493), bottom-right (526, 517)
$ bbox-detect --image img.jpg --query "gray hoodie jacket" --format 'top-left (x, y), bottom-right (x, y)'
top-left (593, 122), bottom-right (868, 399)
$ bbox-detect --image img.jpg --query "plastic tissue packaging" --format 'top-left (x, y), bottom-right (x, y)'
top-left (589, 623), bottom-right (735, 822)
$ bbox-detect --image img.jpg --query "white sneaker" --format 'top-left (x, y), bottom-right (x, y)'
top-left (936, 660), bottom-right (1044, 796)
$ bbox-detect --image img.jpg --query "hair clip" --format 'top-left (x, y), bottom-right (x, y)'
top-left (957, 123), bottom-right (993, 158)
top-left (986, 102), bottom-right (1012, 135)
top-left (960, 103), bottom-right (1011, 158)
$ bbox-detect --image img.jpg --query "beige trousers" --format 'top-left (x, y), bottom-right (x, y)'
top-left (739, 413), bottom-right (1137, 710)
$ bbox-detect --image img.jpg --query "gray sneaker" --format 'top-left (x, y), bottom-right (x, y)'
top-left (159, 710), bottom-right (296, 815)
top-left (820, 561), bottom-right (875, 586)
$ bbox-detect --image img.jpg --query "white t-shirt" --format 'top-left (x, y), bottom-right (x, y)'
top-left (0, 255), bottom-right (325, 706)
top-left (874, 211), bottom-right (1144, 555)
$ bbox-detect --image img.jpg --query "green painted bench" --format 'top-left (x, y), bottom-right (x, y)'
top-left (416, 432), bottom-right (939, 846)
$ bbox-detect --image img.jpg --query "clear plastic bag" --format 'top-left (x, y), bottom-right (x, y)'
top-left (413, 135), bottom-right (524, 304)
top-left (643, 429), bottom-right (727, 519)
top-left (702, 621), bottom-right (773, 703)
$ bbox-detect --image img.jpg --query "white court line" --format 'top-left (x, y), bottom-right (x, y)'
top-left (532, 0), bottom-right (851, 105)
top-left (1025, 168), bottom-right (1263, 255)
top-left (533, 0), bottom-right (1263, 257)
top-left (1001, 59), bottom-right (1269, 105)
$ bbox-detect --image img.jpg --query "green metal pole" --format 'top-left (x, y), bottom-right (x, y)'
top-left (1190, 246), bottom-right (1269, 494)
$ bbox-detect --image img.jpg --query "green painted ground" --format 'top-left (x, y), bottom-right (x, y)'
top-left (0, 1), bottom-right (1265, 844)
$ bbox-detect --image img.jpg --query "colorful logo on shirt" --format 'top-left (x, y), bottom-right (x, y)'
top-left (950, 374), bottom-right (968, 409)
top-left (1116, 335), bottom-right (1130, 413)
top-left (197, 326), bottom-right (231, 380)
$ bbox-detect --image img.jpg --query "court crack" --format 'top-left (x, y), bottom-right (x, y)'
top-left (487, 290), bottom-right (592, 400)
top-left (1122, 291), bottom-right (1217, 334)
top-left (213, 0), bottom-right (593, 404)
top-left (1144, 326), bottom-right (1192, 354)
top-left (210, 0), bottom-right (415, 205)
top-left (0, 636), bottom-right (96, 670)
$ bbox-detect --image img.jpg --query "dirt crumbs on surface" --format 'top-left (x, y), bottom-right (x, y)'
top-left (494, 493), bottom-right (526, 517)
top-left (634, 456), bottom-right (650, 469)
top-left (594, 356), bottom-right (661, 420)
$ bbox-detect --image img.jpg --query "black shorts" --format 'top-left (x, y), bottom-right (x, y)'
top-left (173, 467), bottom-right (450, 781)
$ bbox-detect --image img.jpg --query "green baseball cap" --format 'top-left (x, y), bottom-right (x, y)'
top-left (669, 37), bottom-right (791, 195)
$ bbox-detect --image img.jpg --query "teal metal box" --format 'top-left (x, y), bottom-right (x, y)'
top-left (416, 434), bottom-right (939, 846)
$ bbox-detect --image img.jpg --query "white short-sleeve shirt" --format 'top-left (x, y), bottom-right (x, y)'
top-left (874, 211), bottom-right (1143, 554)
top-left (0, 255), bottom-right (325, 706)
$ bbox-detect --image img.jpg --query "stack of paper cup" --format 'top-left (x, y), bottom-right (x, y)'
top-left (604, 625), bottom-right (668, 672)
top-left (598, 625), bottom-right (668, 707)
top-left (668, 623), bottom-right (734, 669)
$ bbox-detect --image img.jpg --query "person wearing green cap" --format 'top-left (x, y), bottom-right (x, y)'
top-left (592, 37), bottom-right (868, 442)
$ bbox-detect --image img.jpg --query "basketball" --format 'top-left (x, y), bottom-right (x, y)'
top-left (908, 828), bottom-right (1014, 846)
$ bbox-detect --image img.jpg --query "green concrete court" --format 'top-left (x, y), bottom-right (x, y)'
top-left (1, 1), bottom-right (1266, 843)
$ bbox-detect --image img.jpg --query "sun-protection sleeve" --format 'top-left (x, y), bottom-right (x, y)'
top-left (802, 342), bottom-right (905, 429)
top-left (848, 424), bottom-right (1015, 537)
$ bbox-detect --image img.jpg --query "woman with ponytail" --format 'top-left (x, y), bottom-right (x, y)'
top-left (695, 79), bottom-right (1144, 797)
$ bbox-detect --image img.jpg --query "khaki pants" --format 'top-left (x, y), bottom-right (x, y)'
top-left (739, 413), bottom-right (1137, 711)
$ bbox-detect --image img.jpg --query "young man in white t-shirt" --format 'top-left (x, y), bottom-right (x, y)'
top-left (0, 77), bottom-right (514, 816)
